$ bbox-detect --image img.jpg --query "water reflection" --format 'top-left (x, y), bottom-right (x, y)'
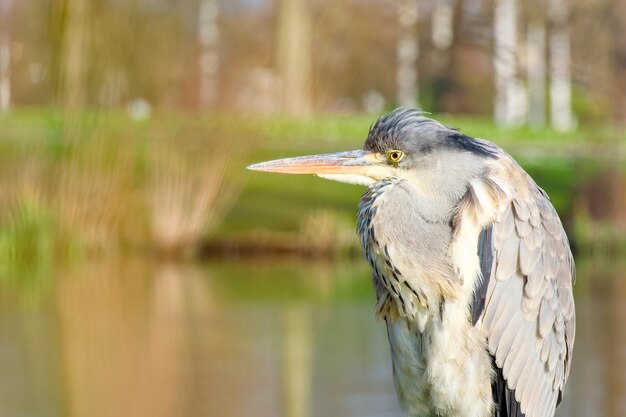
top-left (0, 258), bottom-right (623, 417)
top-left (558, 259), bottom-right (626, 417)
top-left (283, 307), bottom-right (313, 417)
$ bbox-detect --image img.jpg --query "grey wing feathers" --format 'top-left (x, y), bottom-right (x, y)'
top-left (480, 181), bottom-right (575, 417)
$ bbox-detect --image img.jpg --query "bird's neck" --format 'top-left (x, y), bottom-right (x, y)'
top-left (393, 171), bottom-right (476, 224)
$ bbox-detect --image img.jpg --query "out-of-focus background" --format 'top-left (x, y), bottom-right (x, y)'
top-left (0, 0), bottom-right (624, 416)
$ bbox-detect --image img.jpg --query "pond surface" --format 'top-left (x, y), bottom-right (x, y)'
top-left (0, 257), bottom-right (624, 417)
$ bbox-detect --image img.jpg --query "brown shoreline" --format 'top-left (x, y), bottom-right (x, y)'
top-left (197, 239), bottom-right (362, 261)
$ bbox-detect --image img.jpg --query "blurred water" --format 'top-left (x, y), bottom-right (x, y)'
top-left (0, 258), bottom-right (623, 417)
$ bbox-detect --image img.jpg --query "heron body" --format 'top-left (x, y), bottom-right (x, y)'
top-left (359, 177), bottom-right (494, 417)
top-left (248, 109), bottom-right (575, 417)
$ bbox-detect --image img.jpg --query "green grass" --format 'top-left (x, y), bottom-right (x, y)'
top-left (0, 108), bottom-right (624, 264)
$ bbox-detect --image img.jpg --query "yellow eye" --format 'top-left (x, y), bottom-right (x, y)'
top-left (387, 150), bottom-right (404, 164)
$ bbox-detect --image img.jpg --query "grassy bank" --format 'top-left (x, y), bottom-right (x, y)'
top-left (0, 108), bottom-right (624, 266)
top-left (0, 110), bottom-right (255, 265)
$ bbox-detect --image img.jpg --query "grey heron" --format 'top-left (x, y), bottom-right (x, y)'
top-left (248, 109), bottom-right (575, 417)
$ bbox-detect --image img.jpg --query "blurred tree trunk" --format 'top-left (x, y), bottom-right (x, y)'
top-left (59, 0), bottom-right (90, 110)
top-left (0, 0), bottom-right (13, 112)
top-left (493, 0), bottom-right (526, 126)
top-left (396, 0), bottom-right (419, 108)
top-left (198, 0), bottom-right (220, 109)
top-left (432, 0), bottom-right (453, 51)
top-left (612, 0), bottom-right (626, 122)
top-left (0, 34), bottom-right (9, 112)
top-left (548, 0), bottom-right (574, 131)
top-left (277, 0), bottom-right (312, 115)
top-left (429, 0), bottom-right (471, 114)
top-left (527, 21), bottom-right (546, 128)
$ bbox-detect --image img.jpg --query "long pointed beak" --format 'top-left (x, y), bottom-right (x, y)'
top-left (247, 150), bottom-right (381, 175)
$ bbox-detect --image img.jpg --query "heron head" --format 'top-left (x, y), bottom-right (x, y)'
top-left (248, 108), bottom-right (497, 192)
